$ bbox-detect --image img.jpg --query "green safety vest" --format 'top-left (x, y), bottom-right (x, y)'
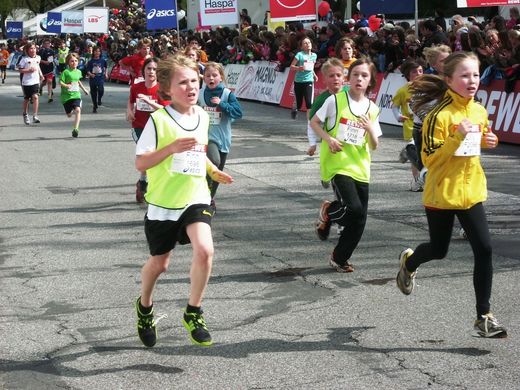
top-left (145, 108), bottom-right (210, 209)
top-left (319, 91), bottom-right (380, 183)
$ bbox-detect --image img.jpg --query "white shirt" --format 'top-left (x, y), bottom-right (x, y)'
top-left (315, 92), bottom-right (383, 138)
top-left (18, 55), bottom-right (41, 86)
top-left (136, 105), bottom-right (211, 221)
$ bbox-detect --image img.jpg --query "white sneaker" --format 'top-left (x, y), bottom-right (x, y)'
top-left (32, 115), bottom-right (40, 124)
top-left (410, 177), bottom-right (423, 192)
top-left (23, 113), bottom-right (30, 125)
top-left (417, 167), bottom-right (428, 187)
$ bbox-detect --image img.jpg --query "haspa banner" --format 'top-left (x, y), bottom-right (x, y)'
top-left (457, 0), bottom-right (520, 6)
top-left (61, 11), bottom-right (83, 34)
top-left (269, 0), bottom-right (317, 22)
top-left (199, 0), bottom-right (238, 26)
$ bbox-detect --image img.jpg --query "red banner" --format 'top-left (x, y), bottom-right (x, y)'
top-left (457, 0), bottom-right (520, 7)
top-left (269, 0), bottom-right (316, 22)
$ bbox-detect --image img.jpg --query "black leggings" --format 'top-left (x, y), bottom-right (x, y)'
top-left (412, 125), bottom-right (424, 171)
top-left (293, 81), bottom-right (313, 111)
top-left (406, 203), bottom-right (493, 316)
top-left (328, 174), bottom-right (369, 264)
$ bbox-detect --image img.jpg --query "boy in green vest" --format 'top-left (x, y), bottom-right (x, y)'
top-left (134, 55), bottom-right (233, 348)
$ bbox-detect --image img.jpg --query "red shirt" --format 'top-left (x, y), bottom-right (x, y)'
top-left (120, 53), bottom-right (148, 79)
top-left (129, 81), bottom-right (170, 129)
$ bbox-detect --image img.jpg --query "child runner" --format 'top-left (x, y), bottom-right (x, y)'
top-left (310, 57), bottom-right (382, 273)
top-left (307, 58), bottom-right (349, 157)
top-left (391, 59), bottom-right (424, 191)
top-left (127, 57), bottom-right (169, 203)
top-left (59, 52), bottom-right (89, 138)
top-left (0, 43), bottom-right (8, 84)
top-left (198, 62), bottom-right (242, 205)
top-left (85, 46), bottom-right (108, 113)
top-left (18, 42), bottom-right (43, 125)
top-left (57, 40), bottom-right (69, 75)
top-left (334, 37), bottom-right (357, 82)
top-left (38, 39), bottom-right (55, 103)
top-left (119, 38), bottom-right (152, 84)
top-left (396, 52), bottom-right (507, 338)
top-left (134, 55), bottom-right (233, 348)
top-left (290, 36), bottom-right (317, 120)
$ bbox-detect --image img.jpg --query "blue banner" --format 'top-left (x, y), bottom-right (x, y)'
top-left (146, 0), bottom-right (177, 30)
top-left (360, 0), bottom-right (415, 15)
top-left (6, 21), bottom-right (23, 39)
top-left (47, 12), bottom-right (62, 34)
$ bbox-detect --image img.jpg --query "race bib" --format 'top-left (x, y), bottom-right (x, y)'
top-left (68, 82), bottom-right (79, 92)
top-left (136, 97), bottom-right (155, 112)
top-left (170, 144), bottom-right (207, 176)
top-left (303, 60), bottom-right (314, 71)
top-left (454, 125), bottom-right (481, 156)
top-left (92, 65), bottom-right (102, 74)
top-left (205, 106), bottom-right (221, 125)
top-left (337, 118), bottom-right (366, 146)
top-left (47, 56), bottom-right (54, 62)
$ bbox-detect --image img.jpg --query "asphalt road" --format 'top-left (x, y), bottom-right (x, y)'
top-left (1, 71), bottom-right (519, 390)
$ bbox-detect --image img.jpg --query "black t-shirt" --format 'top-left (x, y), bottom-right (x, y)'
top-left (38, 47), bottom-right (55, 74)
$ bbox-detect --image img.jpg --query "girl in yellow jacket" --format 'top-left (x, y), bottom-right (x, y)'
top-left (395, 52), bottom-right (507, 338)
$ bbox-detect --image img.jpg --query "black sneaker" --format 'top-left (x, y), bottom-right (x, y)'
top-left (182, 311), bottom-right (213, 346)
top-left (291, 109), bottom-right (297, 120)
top-left (316, 200), bottom-right (332, 241)
top-left (474, 313), bottom-right (507, 338)
top-left (72, 128), bottom-right (79, 138)
top-left (135, 297), bottom-right (157, 347)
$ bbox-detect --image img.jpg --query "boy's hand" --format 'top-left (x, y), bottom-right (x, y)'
top-left (210, 96), bottom-right (221, 105)
top-left (484, 128), bottom-right (498, 148)
top-left (326, 136), bottom-right (342, 153)
top-left (208, 168), bottom-right (233, 184)
top-left (169, 137), bottom-right (198, 154)
top-left (456, 119), bottom-right (473, 136)
top-left (307, 144), bottom-right (317, 156)
top-left (358, 115), bottom-right (373, 132)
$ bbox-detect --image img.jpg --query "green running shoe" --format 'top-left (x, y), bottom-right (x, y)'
top-left (182, 311), bottom-right (212, 346)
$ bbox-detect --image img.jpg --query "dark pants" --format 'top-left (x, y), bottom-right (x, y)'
top-left (293, 81), bottom-right (313, 111)
top-left (406, 203), bottom-right (493, 316)
top-left (413, 125), bottom-right (424, 171)
top-left (206, 141), bottom-right (227, 198)
top-left (89, 79), bottom-right (104, 108)
top-left (328, 174), bottom-right (369, 264)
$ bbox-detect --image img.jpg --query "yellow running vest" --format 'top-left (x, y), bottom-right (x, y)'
top-left (145, 107), bottom-right (210, 209)
top-left (319, 91), bottom-right (379, 183)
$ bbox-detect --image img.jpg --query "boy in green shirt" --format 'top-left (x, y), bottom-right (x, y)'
top-left (60, 53), bottom-right (89, 138)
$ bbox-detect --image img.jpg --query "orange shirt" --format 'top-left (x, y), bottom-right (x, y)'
top-left (0, 50), bottom-right (10, 66)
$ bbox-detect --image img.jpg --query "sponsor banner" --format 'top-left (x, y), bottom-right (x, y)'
top-left (233, 61), bottom-right (289, 104)
top-left (269, 0), bottom-right (317, 22)
top-left (374, 72), bottom-right (406, 126)
top-left (361, 0), bottom-right (415, 15)
top-left (83, 8), bottom-right (108, 33)
top-left (477, 81), bottom-right (520, 145)
top-left (223, 64), bottom-right (243, 92)
top-left (36, 14), bottom-right (56, 35)
top-left (200, 0), bottom-right (238, 26)
top-left (6, 21), bottom-right (23, 39)
top-left (457, 0), bottom-right (519, 7)
top-left (146, 0), bottom-right (177, 30)
top-left (47, 12), bottom-right (62, 34)
top-left (61, 11), bottom-right (83, 34)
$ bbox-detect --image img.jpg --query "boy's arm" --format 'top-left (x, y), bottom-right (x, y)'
top-left (78, 80), bottom-right (89, 95)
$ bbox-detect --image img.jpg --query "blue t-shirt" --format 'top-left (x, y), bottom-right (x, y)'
top-left (294, 51), bottom-right (317, 83)
top-left (86, 57), bottom-right (107, 81)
